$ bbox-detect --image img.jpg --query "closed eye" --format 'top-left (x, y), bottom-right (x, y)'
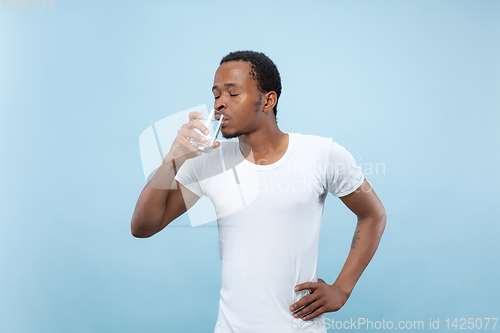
top-left (214, 93), bottom-right (238, 99)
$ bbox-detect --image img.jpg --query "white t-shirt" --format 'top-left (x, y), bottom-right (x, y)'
top-left (175, 133), bottom-right (364, 333)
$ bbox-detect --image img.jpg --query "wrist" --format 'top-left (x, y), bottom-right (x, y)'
top-left (331, 282), bottom-right (352, 302)
top-left (163, 152), bottom-right (186, 170)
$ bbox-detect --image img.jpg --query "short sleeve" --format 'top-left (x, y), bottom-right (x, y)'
top-left (326, 140), bottom-right (364, 197)
top-left (174, 157), bottom-right (205, 198)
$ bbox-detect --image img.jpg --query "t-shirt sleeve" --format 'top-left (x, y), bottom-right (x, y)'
top-left (326, 140), bottom-right (365, 197)
top-left (174, 157), bottom-right (205, 198)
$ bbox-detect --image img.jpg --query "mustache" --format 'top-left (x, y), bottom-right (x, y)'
top-left (215, 110), bottom-right (229, 119)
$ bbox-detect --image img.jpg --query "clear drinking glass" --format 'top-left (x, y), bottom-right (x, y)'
top-left (189, 108), bottom-right (224, 153)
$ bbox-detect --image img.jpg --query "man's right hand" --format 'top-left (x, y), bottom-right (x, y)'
top-left (132, 112), bottom-right (210, 237)
top-left (168, 111), bottom-right (221, 163)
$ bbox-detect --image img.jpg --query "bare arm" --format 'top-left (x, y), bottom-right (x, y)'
top-left (130, 154), bottom-right (200, 238)
top-left (130, 111), bottom-right (219, 238)
top-left (333, 178), bottom-right (386, 297)
top-left (290, 179), bottom-right (386, 320)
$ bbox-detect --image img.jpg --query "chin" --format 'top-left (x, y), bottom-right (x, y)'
top-left (222, 132), bottom-right (238, 139)
top-left (222, 129), bottom-right (246, 139)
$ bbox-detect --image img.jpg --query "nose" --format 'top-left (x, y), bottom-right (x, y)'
top-left (214, 95), bottom-right (227, 112)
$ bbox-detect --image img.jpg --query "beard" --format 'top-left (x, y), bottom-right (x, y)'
top-left (222, 129), bottom-right (248, 139)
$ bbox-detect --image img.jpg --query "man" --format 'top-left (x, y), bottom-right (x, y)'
top-left (131, 51), bottom-right (386, 332)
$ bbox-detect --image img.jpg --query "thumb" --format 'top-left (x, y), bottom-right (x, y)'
top-left (318, 278), bottom-right (326, 284)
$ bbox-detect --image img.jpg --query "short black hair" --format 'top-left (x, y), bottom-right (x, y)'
top-left (220, 50), bottom-right (282, 120)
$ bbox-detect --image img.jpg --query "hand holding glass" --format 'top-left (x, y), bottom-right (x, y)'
top-left (189, 109), bottom-right (224, 153)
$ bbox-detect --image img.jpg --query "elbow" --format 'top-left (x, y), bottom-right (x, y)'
top-left (131, 229), bottom-right (152, 238)
top-left (130, 219), bottom-right (156, 238)
top-left (362, 208), bottom-right (386, 234)
top-left (377, 209), bottom-right (387, 234)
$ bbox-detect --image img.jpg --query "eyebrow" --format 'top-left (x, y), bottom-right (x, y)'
top-left (212, 82), bottom-right (242, 91)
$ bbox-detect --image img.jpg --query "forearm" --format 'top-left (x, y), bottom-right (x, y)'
top-left (333, 213), bottom-right (386, 297)
top-left (131, 154), bottom-right (185, 237)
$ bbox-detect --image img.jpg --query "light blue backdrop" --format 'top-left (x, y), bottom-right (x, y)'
top-left (1, 1), bottom-right (499, 332)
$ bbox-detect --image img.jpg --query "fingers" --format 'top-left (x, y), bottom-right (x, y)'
top-left (189, 111), bottom-right (204, 121)
top-left (290, 293), bottom-right (315, 313)
top-left (173, 133), bottom-right (202, 156)
top-left (178, 128), bottom-right (207, 146)
top-left (291, 295), bottom-right (324, 320)
top-left (290, 278), bottom-right (339, 321)
top-left (169, 112), bottom-right (216, 161)
top-left (300, 305), bottom-right (326, 321)
top-left (174, 133), bottom-right (198, 150)
top-left (294, 281), bottom-right (318, 292)
top-left (182, 115), bottom-right (210, 136)
top-left (187, 112), bottom-right (209, 134)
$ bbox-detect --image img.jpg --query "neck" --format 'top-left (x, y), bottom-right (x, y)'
top-left (238, 120), bottom-right (288, 164)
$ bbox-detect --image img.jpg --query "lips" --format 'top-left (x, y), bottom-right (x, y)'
top-left (217, 113), bottom-right (229, 127)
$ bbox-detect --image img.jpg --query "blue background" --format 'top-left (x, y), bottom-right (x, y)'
top-left (1, 0), bottom-right (499, 332)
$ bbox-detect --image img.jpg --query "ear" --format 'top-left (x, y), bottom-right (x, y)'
top-left (262, 91), bottom-right (277, 114)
